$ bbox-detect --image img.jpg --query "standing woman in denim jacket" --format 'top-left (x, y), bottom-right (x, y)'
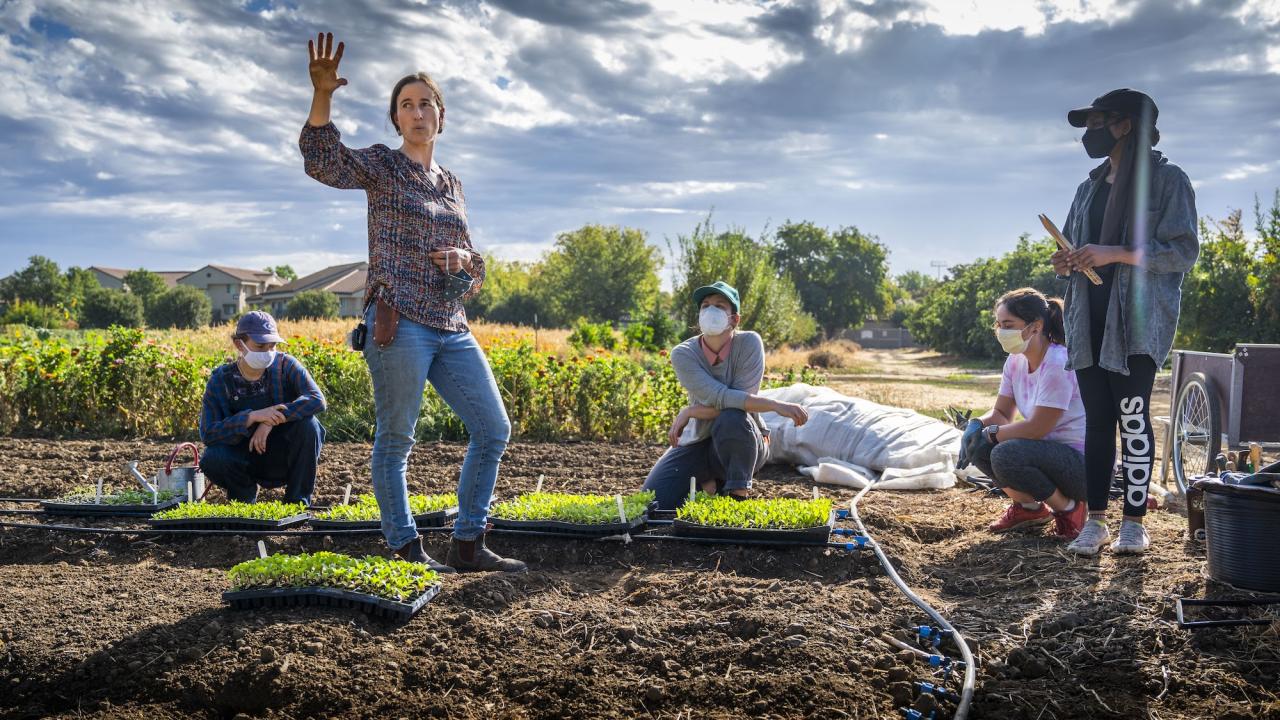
top-left (1050, 89), bottom-right (1199, 557)
top-left (298, 32), bottom-right (524, 573)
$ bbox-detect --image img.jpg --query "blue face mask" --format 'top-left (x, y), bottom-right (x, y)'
top-left (441, 268), bottom-right (473, 301)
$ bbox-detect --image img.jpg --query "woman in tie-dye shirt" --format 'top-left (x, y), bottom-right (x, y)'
top-left (959, 288), bottom-right (1088, 541)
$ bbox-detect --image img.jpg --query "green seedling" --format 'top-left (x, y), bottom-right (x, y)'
top-left (58, 485), bottom-right (182, 506)
top-left (490, 490), bottom-right (655, 524)
top-left (153, 500), bottom-right (306, 521)
top-left (228, 551), bottom-right (439, 603)
top-left (313, 493), bottom-right (458, 522)
top-left (676, 493), bottom-right (833, 529)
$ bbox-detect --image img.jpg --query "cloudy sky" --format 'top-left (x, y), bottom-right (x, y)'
top-left (2, 0), bottom-right (1278, 283)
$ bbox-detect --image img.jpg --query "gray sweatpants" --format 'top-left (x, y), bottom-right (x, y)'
top-left (971, 438), bottom-right (1087, 503)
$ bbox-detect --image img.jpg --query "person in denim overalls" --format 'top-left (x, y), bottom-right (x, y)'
top-left (199, 312), bottom-right (327, 505)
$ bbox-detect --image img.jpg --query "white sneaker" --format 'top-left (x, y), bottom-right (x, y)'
top-left (1110, 520), bottom-right (1150, 554)
top-left (1066, 519), bottom-right (1111, 556)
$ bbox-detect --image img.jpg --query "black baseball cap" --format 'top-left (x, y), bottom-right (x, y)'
top-left (1067, 88), bottom-right (1158, 128)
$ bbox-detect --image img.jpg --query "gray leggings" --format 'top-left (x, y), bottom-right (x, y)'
top-left (971, 438), bottom-right (1087, 503)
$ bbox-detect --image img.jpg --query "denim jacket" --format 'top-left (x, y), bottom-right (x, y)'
top-left (1061, 151), bottom-right (1199, 374)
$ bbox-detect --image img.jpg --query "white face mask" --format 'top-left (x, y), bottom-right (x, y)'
top-left (237, 342), bottom-right (277, 370)
top-left (995, 326), bottom-right (1031, 355)
top-left (699, 306), bottom-right (732, 336)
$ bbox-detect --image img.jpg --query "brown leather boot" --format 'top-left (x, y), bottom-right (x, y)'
top-left (392, 536), bottom-right (456, 574)
top-left (446, 534), bottom-right (527, 573)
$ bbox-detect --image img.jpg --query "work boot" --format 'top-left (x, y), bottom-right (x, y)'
top-left (447, 534), bottom-right (527, 573)
top-left (392, 536), bottom-right (456, 574)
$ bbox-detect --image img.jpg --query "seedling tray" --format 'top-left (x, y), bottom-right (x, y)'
top-left (489, 513), bottom-right (648, 537)
top-left (223, 584), bottom-right (441, 621)
top-left (309, 507), bottom-right (458, 531)
top-left (42, 498), bottom-right (182, 517)
top-left (671, 512), bottom-right (835, 545)
top-left (149, 513), bottom-right (311, 531)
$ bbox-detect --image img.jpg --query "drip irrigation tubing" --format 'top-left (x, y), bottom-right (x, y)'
top-left (0, 520), bottom-right (865, 549)
top-left (847, 484), bottom-right (976, 720)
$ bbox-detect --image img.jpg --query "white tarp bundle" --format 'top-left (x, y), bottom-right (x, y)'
top-left (758, 383), bottom-right (964, 490)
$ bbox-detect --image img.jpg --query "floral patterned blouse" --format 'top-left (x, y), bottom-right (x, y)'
top-left (300, 122), bottom-right (485, 332)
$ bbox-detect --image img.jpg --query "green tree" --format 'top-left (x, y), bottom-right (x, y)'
top-left (772, 221), bottom-right (890, 335)
top-left (1, 256), bottom-right (66, 306)
top-left (122, 269), bottom-right (167, 309)
top-left (286, 290), bottom-right (340, 319)
top-left (63, 266), bottom-right (102, 310)
top-left (270, 265), bottom-right (298, 282)
top-left (1253, 190), bottom-right (1280, 342)
top-left (147, 286), bottom-right (212, 329)
top-left (0, 300), bottom-right (65, 328)
top-left (903, 236), bottom-right (1059, 359)
top-left (466, 256), bottom-right (547, 326)
top-left (1175, 211), bottom-right (1257, 352)
top-left (79, 287), bottom-right (144, 329)
top-left (672, 218), bottom-right (816, 348)
top-left (538, 225), bottom-right (662, 326)
top-left (894, 270), bottom-right (938, 301)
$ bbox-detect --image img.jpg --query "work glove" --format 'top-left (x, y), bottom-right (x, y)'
top-left (956, 418), bottom-right (983, 470)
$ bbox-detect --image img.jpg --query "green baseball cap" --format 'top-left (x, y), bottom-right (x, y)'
top-left (692, 281), bottom-right (740, 314)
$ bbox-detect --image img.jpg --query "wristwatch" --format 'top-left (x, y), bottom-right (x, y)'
top-left (983, 425), bottom-right (1001, 445)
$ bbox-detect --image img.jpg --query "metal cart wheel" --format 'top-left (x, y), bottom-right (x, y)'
top-left (1171, 372), bottom-right (1222, 495)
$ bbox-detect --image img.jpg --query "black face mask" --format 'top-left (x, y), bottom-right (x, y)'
top-left (1082, 125), bottom-right (1119, 159)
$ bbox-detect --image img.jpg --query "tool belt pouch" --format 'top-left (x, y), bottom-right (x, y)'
top-left (373, 299), bottom-right (400, 348)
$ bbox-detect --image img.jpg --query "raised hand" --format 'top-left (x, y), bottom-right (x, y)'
top-left (307, 31), bottom-right (347, 95)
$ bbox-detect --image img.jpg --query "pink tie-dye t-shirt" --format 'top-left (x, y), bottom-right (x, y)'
top-left (998, 343), bottom-right (1086, 454)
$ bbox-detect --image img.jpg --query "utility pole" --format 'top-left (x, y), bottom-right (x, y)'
top-left (930, 260), bottom-right (948, 280)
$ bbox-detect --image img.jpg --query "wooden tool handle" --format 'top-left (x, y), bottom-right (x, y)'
top-left (1039, 214), bottom-right (1103, 285)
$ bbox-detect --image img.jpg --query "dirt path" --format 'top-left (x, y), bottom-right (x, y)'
top-left (1, 436), bottom-right (1277, 719)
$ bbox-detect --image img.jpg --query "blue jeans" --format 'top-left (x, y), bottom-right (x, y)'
top-left (363, 308), bottom-right (511, 548)
top-left (642, 409), bottom-right (768, 510)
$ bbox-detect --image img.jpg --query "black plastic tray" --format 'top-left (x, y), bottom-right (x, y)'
top-left (308, 507), bottom-right (458, 530)
top-left (489, 513), bottom-right (648, 537)
top-left (148, 513), bottom-right (311, 531)
top-left (671, 512), bottom-right (834, 545)
top-left (223, 584), bottom-right (441, 621)
top-left (42, 498), bottom-right (182, 517)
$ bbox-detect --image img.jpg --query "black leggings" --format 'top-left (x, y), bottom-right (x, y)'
top-left (1075, 355), bottom-right (1157, 517)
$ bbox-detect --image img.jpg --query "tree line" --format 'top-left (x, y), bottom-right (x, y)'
top-left (903, 191), bottom-right (1280, 359)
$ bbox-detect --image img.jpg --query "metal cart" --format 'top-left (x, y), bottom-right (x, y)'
top-left (1162, 343), bottom-right (1280, 494)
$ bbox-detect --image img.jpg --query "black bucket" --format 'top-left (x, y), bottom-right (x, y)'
top-left (1202, 479), bottom-right (1280, 592)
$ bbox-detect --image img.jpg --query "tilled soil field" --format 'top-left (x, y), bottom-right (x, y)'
top-left (1, 437), bottom-right (1277, 719)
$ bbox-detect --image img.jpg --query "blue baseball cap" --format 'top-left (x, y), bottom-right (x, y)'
top-left (692, 281), bottom-right (740, 314)
top-left (236, 311), bottom-right (284, 343)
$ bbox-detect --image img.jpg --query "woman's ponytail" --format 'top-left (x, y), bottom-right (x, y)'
top-left (1045, 297), bottom-right (1066, 346)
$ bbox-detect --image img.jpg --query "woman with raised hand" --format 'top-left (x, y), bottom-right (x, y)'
top-left (298, 31), bottom-right (524, 573)
top-left (1050, 89), bottom-right (1199, 556)
top-left (959, 289), bottom-right (1088, 540)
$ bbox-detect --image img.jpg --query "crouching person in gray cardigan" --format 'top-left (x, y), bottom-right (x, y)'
top-left (643, 281), bottom-right (810, 510)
